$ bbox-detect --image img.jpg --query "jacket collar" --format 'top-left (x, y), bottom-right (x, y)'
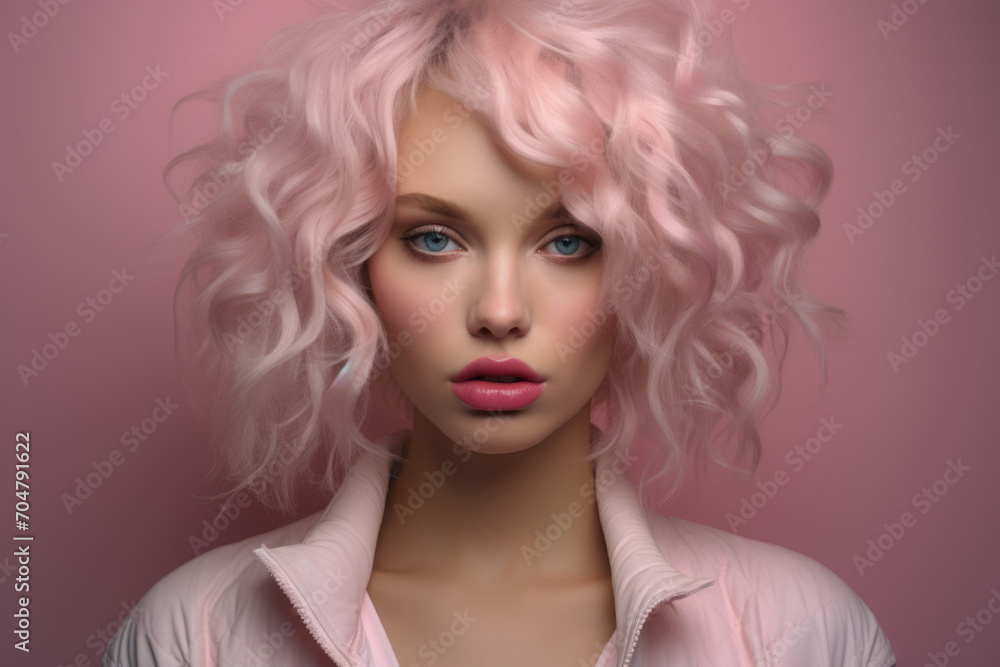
top-left (254, 428), bottom-right (715, 667)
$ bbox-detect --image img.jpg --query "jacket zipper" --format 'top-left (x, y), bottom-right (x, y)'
top-left (621, 595), bottom-right (668, 667)
top-left (256, 548), bottom-right (355, 667)
top-left (620, 593), bottom-right (671, 667)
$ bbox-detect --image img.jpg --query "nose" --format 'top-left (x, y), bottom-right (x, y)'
top-left (468, 254), bottom-right (530, 339)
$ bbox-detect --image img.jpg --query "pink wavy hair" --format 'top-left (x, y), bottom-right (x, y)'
top-left (154, 0), bottom-right (847, 513)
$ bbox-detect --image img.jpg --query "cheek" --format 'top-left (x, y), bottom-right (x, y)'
top-left (546, 270), bottom-right (609, 348)
top-left (545, 274), bottom-right (614, 368)
top-left (367, 251), bottom-right (418, 335)
top-left (373, 283), bottom-right (417, 336)
top-left (367, 252), bottom-right (460, 372)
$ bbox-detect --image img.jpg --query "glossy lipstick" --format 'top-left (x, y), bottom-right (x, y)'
top-left (450, 357), bottom-right (544, 411)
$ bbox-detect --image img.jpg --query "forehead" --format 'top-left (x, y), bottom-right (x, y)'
top-left (394, 87), bottom-right (562, 210)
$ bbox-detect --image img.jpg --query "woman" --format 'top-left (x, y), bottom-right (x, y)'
top-left (105, 0), bottom-right (896, 664)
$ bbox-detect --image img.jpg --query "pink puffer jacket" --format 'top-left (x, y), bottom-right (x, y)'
top-left (103, 429), bottom-right (896, 666)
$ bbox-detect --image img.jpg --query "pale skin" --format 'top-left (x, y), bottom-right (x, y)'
top-left (364, 87), bottom-right (618, 666)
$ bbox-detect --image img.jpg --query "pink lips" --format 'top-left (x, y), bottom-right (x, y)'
top-left (449, 356), bottom-right (544, 411)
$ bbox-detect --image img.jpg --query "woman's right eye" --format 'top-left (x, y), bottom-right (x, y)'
top-left (399, 226), bottom-right (461, 260)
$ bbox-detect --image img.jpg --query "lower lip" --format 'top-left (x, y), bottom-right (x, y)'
top-left (450, 380), bottom-right (543, 411)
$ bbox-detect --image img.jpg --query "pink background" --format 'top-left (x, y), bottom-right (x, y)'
top-left (4, 0), bottom-right (999, 664)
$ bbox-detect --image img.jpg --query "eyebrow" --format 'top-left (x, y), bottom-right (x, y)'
top-left (394, 192), bottom-right (567, 223)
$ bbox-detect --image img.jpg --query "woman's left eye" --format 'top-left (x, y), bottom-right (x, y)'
top-left (545, 235), bottom-right (596, 258)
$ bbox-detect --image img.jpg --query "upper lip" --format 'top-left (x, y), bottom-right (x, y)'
top-left (450, 356), bottom-right (544, 383)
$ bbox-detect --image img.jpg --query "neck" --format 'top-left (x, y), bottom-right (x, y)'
top-left (372, 406), bottom-right (612, 586)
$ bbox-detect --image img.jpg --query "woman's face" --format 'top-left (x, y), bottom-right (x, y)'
top-left (365, 87), bottom-right (614, 455)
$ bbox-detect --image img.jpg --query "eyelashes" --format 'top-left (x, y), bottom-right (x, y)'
top-left (400, 228), bottom-right (460, 256)
top-left (398, 224), bottom-right (602, 264)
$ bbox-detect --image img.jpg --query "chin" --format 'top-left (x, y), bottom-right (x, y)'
top-left (432, 407), bottom-right (574, 457)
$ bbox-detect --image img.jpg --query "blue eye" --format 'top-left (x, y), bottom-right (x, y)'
top-left (416, 231), bottom-right (457, 253)
top-left (548, 235), bottom-right (584, 256)
top-left (404, 230), bottom-right (461, 255)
